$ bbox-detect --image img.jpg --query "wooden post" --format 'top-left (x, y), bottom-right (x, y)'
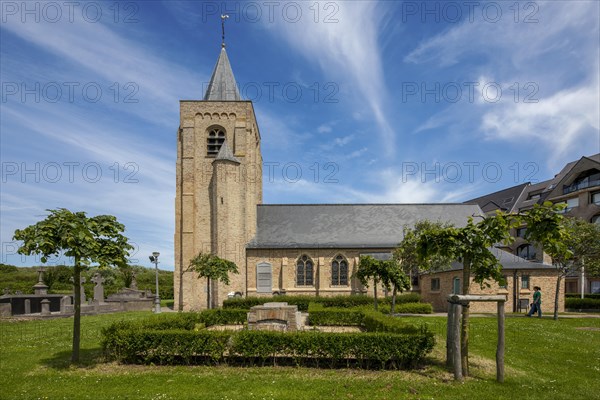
top-left (447, 302), bottom-right (455, 367)
top-left (452, 303), bottom-right (462, 381)
top-left (497, 301), bottom-right (505, 383)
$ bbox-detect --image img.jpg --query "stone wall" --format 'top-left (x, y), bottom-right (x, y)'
top-left (245, 248), bottom-right (394, 298)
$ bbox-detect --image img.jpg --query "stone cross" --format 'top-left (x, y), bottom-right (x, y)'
top-left (36, 267), bottom-right (46, 283)
top-left (91, 273), bottom-right (105, 303)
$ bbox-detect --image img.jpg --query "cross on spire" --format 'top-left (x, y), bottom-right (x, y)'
top-left (221, 14), bottom-right (229, 48)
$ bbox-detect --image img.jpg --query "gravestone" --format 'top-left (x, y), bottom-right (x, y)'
top-left (130, 273), bottom-right (138, 290)
top-left (91, 273), bottom-right (105, 303)
top-left (60, 296), bottom-right (72, 313)
top-left (40, 299), bottom-right (50, 316)
top-left (24, 299), bottom-right (31, 314)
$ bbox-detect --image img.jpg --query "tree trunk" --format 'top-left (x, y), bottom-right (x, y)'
top-left (71, 258), bottom-right (81, 364)
top-left (207, 277), bottom-right (211, 310)
top-left (553, 271), bottom-right (563, 320)
top-left (461, 257), bottom-right (471, 376)
top-left (391, 285), bottom-right (397, 314)
top-left (373, 278), bottom-right (378, 311)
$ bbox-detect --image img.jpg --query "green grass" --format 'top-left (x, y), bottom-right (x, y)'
top-left (1, 312), bottom-right (599, 399)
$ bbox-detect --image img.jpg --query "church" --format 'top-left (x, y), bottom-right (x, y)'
top-left (174, 41), bottom-right (562, 313)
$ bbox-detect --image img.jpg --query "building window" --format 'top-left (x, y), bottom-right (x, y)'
top-left (516, 227), bottom-right (527, 238)
top-left (256, 262), bottom-right (272, 294)
top-left (296, 255), bottom-right (314, 286)
top-left (592, 281), bottom-right (600, 294)
top-left (431, 278), bottom-right (440, 291)
top-left (517, 244), bottom-right (537, 260)
top-left (207, 127), bottom-right (226, 156)
top-left (453, 277), bottom-right (461, 294)
top-left (521, 275), bottom-right (530, 289)
top-left (592, 214), bottom-right (600, 225)
top-left (593, 192), bottom-right (600, 206)
top-left (499, 275), bottom-right (507, 289)
top-left (331, 255), bottom-right (348, 286)
top-left (557, 197), bottom-right (579, 213)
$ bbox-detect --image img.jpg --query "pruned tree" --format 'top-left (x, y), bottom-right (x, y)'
top-left (416, 212), bottom-right (516, 376)
top-left (381, 259), bottom-right (411, 314)
top-left (188, 252), bottom-right (238, 309)
top-left (394, 221), bottom-right (454, 286)
top-left (13, 208), bottom-right (132, 363)
top-left (354, 255), bottom-right (383, 310)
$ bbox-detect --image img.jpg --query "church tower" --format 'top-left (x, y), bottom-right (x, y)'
top-left (174, 37), bottom-right (263, 311)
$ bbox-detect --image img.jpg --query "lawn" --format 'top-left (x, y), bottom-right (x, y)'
top-left (0, 312), bottom-right (598, 400)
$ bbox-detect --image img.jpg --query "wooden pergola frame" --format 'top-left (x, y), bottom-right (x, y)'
top-left (446, 294), bottom-right (506, 382)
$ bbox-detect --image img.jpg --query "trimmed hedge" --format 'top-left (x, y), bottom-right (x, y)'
top-left (378, 302), bottom-right (433, 315)
top-left (565, 293), bottom-right (600, 300)
top-left (102, 309), bottom-right (435, 369)
top-left (223, 293), bottom-right (423, 310)
top-left (565, 297), bottom-right (600, 310)
top-left (306, 304), bottom-right (365, 326)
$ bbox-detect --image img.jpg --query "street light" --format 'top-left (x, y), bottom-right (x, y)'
top-left (149, 252), bottom-right (161, 313)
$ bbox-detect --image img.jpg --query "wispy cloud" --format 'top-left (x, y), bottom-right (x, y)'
top-left (403, 1), bottom-right (600, 166)
top-left (264, 2), bottom-right (396, 156)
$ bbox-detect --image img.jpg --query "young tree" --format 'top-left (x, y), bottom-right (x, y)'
top-left (13, 208), bottom-right (132, 363)
top-left (382, 259), bottom-right (411, 314)
top-left (416, 212), bottom-right (516, 376)
top-left (188, 252), bottom-right (238, 309)
top-left (354, 256), bottom-right (384, 310)
top-left (394, 221), bottom-right (454, 284)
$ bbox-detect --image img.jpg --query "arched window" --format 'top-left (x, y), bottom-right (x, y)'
top-left (296, 255), bottom-right (314, 286)
top-left (517, 244), bottom-right (537, 260)
top-left (331, 254), bottom-right (348, 286)
top-left (207, 127), bottom-right (226, 156)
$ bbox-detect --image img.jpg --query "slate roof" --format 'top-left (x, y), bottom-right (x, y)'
top-left (214, 140), bottom-right (240, 163)
top-left (442, 247), bottom-right (554, 271)
top-left (247, 204), bottom-right (483, 249)
top-left (204, 47), bottom-right (241, 101)
top-left (464, 183), bottom-right (529, 213)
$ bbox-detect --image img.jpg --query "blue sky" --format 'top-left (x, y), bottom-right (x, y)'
top-left (1, 1), bottom-right (599, 270)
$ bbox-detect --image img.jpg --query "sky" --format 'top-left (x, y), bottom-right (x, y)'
top-left (1, 1), bottom-right (599, 270)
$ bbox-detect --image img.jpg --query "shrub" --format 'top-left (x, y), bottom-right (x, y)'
top-left (379, 303), bottom-right (433, 314)
top-left (565, 298), bottom-right (600, 310)
top-left (223, 293), bottom-right (424, 310)
top-left (565, 293), bottom-right (600, 300)
top-left (306, 304), bottom-right (364, 326)
top-left (223, 296), bottom-right (312, 311)
top-left (361, 310), bottom-right (425, 335)
top-left (198, 309), bottom-right (247, 326)
top-left (102, 309), bottom-right (435, 369)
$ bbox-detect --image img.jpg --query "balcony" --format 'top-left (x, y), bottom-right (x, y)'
top-left (563, 178), bottom-right (600, 194)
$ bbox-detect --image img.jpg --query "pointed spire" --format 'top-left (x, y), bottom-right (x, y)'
top-left (204, 47), bottom-right (241, 101)
top-left (213, 140), bottom-right (240, 164)
top-left (203, 15), bottom-right (240, 101)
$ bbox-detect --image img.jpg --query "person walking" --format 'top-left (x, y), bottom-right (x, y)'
top-left (527, 286), bottom-right (542, 317)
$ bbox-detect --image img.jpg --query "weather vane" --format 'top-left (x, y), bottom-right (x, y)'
top-left (221, 14), bottom-right (229, 48)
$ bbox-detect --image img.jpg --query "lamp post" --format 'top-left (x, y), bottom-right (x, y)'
top-left (149, 252), bottom-right (161, 313)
